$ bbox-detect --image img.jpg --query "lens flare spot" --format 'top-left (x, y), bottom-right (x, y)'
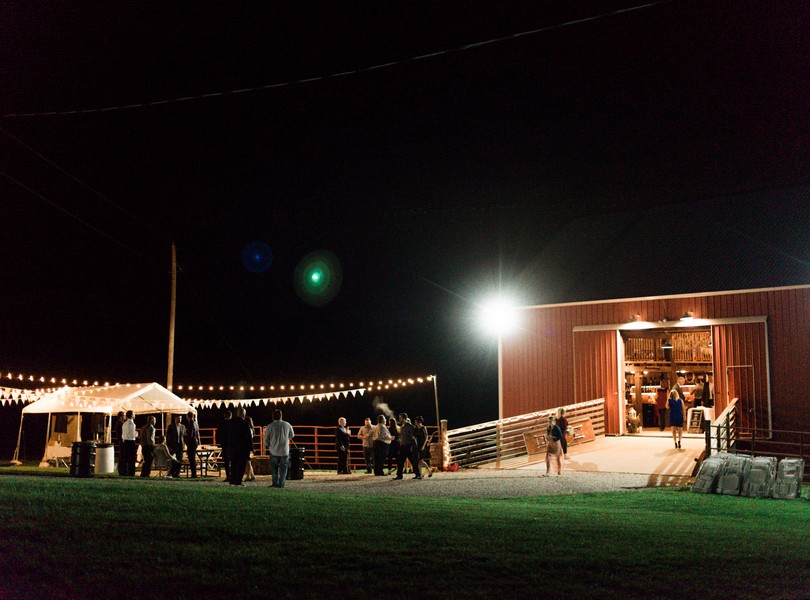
top-left (295, 250), bottom-right (342, 306)
top-left (241, 242), bottom-right (273, 273)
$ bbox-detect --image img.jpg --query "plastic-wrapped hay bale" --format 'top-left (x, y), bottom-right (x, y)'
top-left (717, 454), bottom-right (751, 496)
top-left (741, 456), bottom-right (777, 498)
top-left (692, 455), bottom-right (727, 494)
top-left (772, 458), bottom-right (805, 500)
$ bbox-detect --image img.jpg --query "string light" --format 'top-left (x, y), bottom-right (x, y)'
top-left (1, 369), bottom-right (436, 406)
top-left (3, 370), bottom-right (102, 390)
top-left (173, 374), bottom-right (434, 396)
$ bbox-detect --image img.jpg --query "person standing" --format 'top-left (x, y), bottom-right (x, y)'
top-left (655, 380), bottom-right (669, 431)
top-left (120, 410), bottom-right (138, 476)
top-left (114, 411), bottom-right (126, 475)
top-left (184, 411), bottom-right (201, 478)
top-left (387, 417), bottom-right (400, 475)
top-left (229, 408), bottom-right (254, 486)
top-left (703, 374), bottom-right (715, 408)
top-left (545, 416), bottom-right (564, 476)
top-left (668, 386), bottom-right (685, 449)
top-left (165, 414), bottom-right (186, 479)
top-left (413, 416), bottom-right (433, 478)
top-left (216, 410), bottom-right (233, 482)
top-left (335, 417), bottom-right (351, 474)
top-left (263, 409), bottom-right (295, 488)
top-left (357, 417), bottom-right (375, 474)
top-left (556, 407), bottom-right (569, 459)
top-left (395, 413), bottom-right (421, 480)
top-left (244, 416), bottom-right (256, 482)
top-left (139, 415), bottom-right (156, 477)
top-left (372, 415), bottom-right (393, 476)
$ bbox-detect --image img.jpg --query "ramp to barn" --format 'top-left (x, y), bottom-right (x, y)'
top-left (479, 433), bottom-right (703, 478)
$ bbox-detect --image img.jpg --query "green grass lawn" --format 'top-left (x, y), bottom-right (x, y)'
top-left (0, 476), bottom-right (808, 599)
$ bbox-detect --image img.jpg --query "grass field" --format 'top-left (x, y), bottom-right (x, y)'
top-left (0, 475), bottom-right (808, 599)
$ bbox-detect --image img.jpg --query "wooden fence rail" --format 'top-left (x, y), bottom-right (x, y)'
top-left (446, 398), bottom-right (606, 468)
top-left (198, 424), bottom-right (438, 472)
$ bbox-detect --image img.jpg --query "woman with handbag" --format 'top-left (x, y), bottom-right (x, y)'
top-left (545, 416), bottom-right (565, 476)
top-left (556, 407), bottom-right (569, 459)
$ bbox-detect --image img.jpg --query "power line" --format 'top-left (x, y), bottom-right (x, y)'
top-left (1, 1), bottom-right (671, 119)
top-left (0, 169), bottom-right (163, 269)
top-left (0, 126), bottom-right (169, 239)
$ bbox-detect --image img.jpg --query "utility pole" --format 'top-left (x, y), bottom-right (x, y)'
top-left (167, 243), bottom-right (177, 391)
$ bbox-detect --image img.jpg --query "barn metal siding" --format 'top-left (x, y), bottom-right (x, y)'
top-left (573, 330), bottom-right (620, 433)
top-left (501, 286), bottom-right (810, 433)
top-left (713, 322), bottom-right (769, 431)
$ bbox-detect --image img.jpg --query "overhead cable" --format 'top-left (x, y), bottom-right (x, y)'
top-left (1, 1), bottom-right (670, 118)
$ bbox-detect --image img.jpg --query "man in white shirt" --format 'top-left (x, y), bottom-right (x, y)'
top-left (263, 409), bottom-right (295, 488)
top-left (120, 410), bottom-right (138, 476)
top-left (372, 415), bottom-right (393, 476)
top-left (357, 417), bottom-right (375, 474)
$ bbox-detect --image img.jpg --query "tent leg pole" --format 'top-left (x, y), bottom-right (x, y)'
top-left (12, 415), bottom-right (24, 463)
top-left (43, 412), bottom-right (51, 465)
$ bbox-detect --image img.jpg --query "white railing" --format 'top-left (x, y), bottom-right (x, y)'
top-left (706, 397), bottom-right (738, 454)
top-left (446, 399), bottom-right (605, 468)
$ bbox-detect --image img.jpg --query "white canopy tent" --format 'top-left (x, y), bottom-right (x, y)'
top-left (12, 382), bottom-right (196, 464)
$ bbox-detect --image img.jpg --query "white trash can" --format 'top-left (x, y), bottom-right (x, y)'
top-left (95, 443), bottom-right (115, 474)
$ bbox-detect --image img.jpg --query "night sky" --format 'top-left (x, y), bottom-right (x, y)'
top-left (1, 0), bottom-right (808, 437)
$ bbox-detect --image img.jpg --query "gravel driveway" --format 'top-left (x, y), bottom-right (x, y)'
top-left (226, 469), bottom-right (690, 498)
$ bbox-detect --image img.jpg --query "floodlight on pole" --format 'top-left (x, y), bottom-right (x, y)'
top-left (478, 296), bottom-right (520, 336)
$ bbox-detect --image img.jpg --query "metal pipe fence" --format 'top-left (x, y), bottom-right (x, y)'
top-left (199, 424), bottom-right (438, 472)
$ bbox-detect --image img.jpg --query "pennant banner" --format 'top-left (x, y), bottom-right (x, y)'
top-left (184, 387), bottom-right (366, 409)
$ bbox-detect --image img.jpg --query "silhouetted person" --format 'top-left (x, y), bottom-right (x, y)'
top-left (335, 417), bottom-right (350, 474)
top-left (139, 415), bottom-right (156, 477)
top-left (229, 408), bottom-right (254, 486)
top-left (165, 414), bottom-right (186, 478)
top-left (216, 410), bottom-right (233, 481)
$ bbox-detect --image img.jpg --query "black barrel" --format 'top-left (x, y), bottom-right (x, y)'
top-left (288, 447), bottom-right (305, 480)
top-left (69, 442), bottom-right (96, 478)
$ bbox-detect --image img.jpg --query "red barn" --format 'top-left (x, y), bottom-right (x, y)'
top-left (500, 285), bottom-right (810, 436)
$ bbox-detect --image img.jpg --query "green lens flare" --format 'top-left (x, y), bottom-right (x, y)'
top-left (295, 251), bottom-right (342, 306)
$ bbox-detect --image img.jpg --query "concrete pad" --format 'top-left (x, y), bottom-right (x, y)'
top-left (483, 434), bottom-right (703, 478)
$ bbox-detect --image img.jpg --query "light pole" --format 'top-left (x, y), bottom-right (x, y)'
top-left (477, 295), bottom-right (520, 420)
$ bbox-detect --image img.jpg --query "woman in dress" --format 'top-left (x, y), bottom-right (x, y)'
top-left (668, 387), bottom-right (685, 449)
top-left (413, 416), bottom-right (434, 478)
top-left (556, 407), bottom-right (569, 459)
top-left (545, 416), bottom-right (564, 476)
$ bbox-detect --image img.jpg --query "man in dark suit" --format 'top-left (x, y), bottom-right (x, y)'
top-left (165, 413), bottom-right (186, 478)
top-left (216, 410), bottom-right (233, 482)
top-left (335, 417), bottom-right (350, 474)
top-left (228, 407), bottom-right (254, 486)
top-left (184, 411), bottom-right (201, 478)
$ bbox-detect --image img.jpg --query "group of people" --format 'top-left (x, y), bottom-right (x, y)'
top-left (114, 410), bottom-right (200, 478)
top-left (354, 413), bottom-right (434, 479)
top-left (655, 373), bottom-right (714, 449)
top-left (115, 408), bottom-right (434, 485)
